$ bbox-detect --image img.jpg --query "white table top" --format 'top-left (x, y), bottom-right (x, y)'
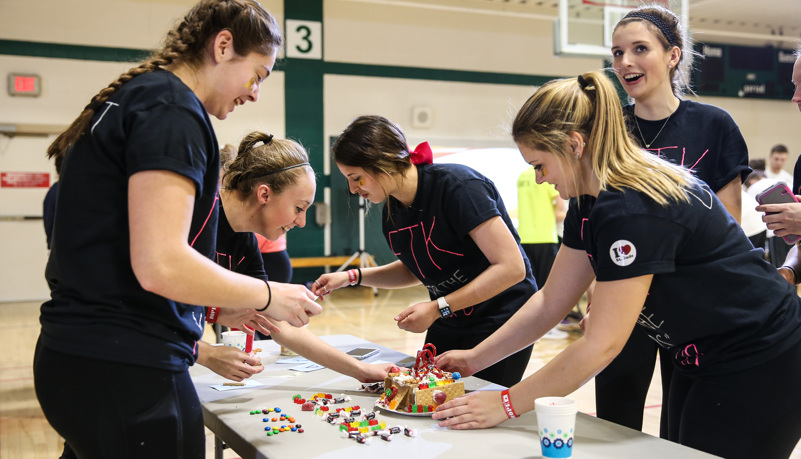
top-left (190, 335), bottom-right (717, 459)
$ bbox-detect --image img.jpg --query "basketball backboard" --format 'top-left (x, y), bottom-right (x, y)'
top-left (555, 0), bottom-right (688, 58)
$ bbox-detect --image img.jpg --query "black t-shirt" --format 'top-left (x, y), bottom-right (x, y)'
top-left (43, 182), bottom-right (58, 249)
top-left (623, 100), bottom-right (750, 191)
top-left (382, 163), bottom-right (537, 335)
top-left (40, 70), bottom-right (220, 372)
top-left (563, 179), bottom-right (801, 375)
top-left (216, 204), bottom-right (268, 281)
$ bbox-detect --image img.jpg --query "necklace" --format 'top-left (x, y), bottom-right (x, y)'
top-left (634, 112), bottom-right (672, 149)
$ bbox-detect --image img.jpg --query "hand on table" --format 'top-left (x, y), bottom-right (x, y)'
top-left (310, 272), bottom-right (350, 298)
top-left (216, 309), bottom-right (281, 336)
top-left (265, 282), bottom-right (323, 327)
top-left (435, 349), bottom-right (479, 378)
top-left (201, 343), bottom-right (264, 381)
top-left (356, 362), bottom-right (397, 383)
top-left (431, 391), bottom-right (509, 430)
top-left (395, 301), bottom-right (437, 333)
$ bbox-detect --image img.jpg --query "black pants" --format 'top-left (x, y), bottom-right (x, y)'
top-left (666, 342), bottom-right (801, 458)
top-left (595, 326), bottom-right (673, 438)
top-left (522, 243), bottom-right (558, 288)
top-left (768, 235), bottom-right (792, 268)
top-left (34, 340), bottom-right (205, 459)
top-left (425, 327), bottom-right (533, 388)
top-left (257, 250), bottom-right (293, 340)
top-left (261, 250), bottom-right (293, 283)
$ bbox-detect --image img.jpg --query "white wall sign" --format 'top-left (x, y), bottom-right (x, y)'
top-left (286, 20), bottom-right (322, 60)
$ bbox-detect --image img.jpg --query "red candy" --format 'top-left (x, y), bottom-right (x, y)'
top-left (301, 402), bottom-right (315, 411)
top-left (434, 390), bottom-right (447, 405)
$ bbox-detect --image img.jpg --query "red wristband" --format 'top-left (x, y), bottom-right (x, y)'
top-left (501, 389), bottom-right (518, 419)
top-left (347, 269), bottom-right (358, 286)
top-left (206, 307), bottom-right (220, 324)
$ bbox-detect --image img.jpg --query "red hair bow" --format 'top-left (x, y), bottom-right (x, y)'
top-left (409, 141), bottom-right (433, 165)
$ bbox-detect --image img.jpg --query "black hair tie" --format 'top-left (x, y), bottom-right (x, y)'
top-left (577, 74), bottom-right (589, 89)
top-left (622, 11), bottom-right (680, 48)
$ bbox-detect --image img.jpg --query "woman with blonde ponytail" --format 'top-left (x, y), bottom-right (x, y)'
top-left (434, 71), bottom-right (801, 458)
top-left (33, 2), bottom-right (321, 457)
top-left (594, 4), bottom-right (751, 440)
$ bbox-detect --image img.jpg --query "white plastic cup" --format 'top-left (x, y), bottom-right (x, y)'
top-left (221, 330), bottom-right (247, 351)
top-left (535, 397), bottom-right (577, 458)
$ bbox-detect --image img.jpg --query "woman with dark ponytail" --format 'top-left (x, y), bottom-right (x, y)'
top-left (434, 71), bottom-right (801, 459)
top-left (34, 2), bottom-right (321, 457)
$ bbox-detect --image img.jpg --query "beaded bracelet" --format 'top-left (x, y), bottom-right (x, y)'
top-left (501, 389), bottom-right (518, 419)
top-left (256, 280), bottom-right (271, 312)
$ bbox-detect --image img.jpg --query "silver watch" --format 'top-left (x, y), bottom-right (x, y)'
top-left (437, 296), bottom-right (452, 318)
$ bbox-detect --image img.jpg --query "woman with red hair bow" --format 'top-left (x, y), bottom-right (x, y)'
top-left (312, 115), bottom-right (537, 387)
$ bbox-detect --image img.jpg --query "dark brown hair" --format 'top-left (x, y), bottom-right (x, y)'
top-left (47, 0), bottom-right (282, 161)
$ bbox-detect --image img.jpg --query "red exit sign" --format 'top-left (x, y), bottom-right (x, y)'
top-left (0, 172), bottom-right (50, 188)
top-left (7, 73), bottom-right (41, 97)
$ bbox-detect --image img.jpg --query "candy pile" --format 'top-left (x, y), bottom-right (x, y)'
top-left (293, 393), bottom-right (417, 445)
top-left (249, 407), bottom-right (304, 436)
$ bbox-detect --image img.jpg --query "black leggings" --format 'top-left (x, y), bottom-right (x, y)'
top-left (34, 341), bottom-right (205, 459)
top-left (261, 250), bottom-right (293, 283)
top-left (666, 342), bottom-right (801, 458)
top-left (595, 326), bottom-right (673, 437)
top-left (425, 328), bottom-right (533, 388)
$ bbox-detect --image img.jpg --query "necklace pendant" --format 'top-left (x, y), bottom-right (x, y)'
top-left (645, 143), bottom-right (651, 148)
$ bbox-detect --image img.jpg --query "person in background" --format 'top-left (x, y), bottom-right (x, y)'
top-left (758, 44), bottom-right (801, 287)
top-left (33, 2), bottom-right (321, 457)
top-left (433, 70), bottom-right (801, 459)
top-left (516, 167), bottom-right (569, 339)
top-left (766, 144), bottom-right (793, 184)
top-left (312, 115), bottom-right (538, 388)
top-left (595, 4), bottom-right (750, 438)
top-left (210, 131), bottom-right (393, 382)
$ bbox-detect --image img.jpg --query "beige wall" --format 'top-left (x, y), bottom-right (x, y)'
top-left (0, 0), bottom-right (797, 301)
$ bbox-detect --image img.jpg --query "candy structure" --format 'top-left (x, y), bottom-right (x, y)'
top-left (377, 343), bottom-right (464, 413)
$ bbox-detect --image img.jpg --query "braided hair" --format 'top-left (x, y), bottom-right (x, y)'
top-left (47, 0), bottom-right (282, 161)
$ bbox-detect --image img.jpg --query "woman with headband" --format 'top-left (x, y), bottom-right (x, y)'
top-left (200, 132), bottom-right (395, 383)
top-left (311, 115), bottom-right (538, 388)
top-left (592, 4), bottom-right (750, 439)
top-left (433, 71), bottom-right (801, 459)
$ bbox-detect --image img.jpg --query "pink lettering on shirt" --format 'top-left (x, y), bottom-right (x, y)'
top-left (648, 146), bottom-right (710, 172)
top-left (387, 216), bottom-right (464, 279)
top-left (675, 343), bottom-right (703, 367)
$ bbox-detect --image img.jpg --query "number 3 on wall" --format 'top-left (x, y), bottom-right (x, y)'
top-left (286, 20), bottom-right (322, 60)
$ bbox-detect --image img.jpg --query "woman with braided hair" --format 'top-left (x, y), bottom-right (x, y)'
top-left (433, 71), bottom-right (801, 458)
top-left (33, 2), bottom-right (321, 457)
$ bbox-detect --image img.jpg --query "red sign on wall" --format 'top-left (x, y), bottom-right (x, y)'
top-left (0, 172), bottom-right (50, 188)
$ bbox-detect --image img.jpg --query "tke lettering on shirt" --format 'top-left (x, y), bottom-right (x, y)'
top-left (387, 216), bottom-right (464, 279)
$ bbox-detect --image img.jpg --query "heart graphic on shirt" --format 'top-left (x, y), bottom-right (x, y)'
top-left (620, 245), bottom-right (632, 255)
